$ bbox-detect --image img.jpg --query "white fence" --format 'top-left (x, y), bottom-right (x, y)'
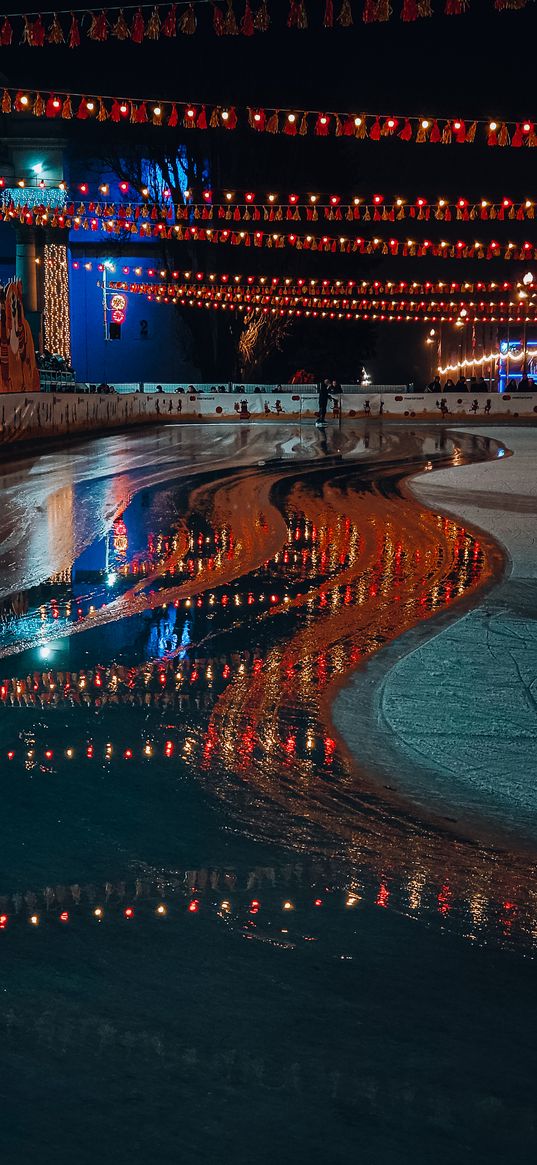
top-left (1, 389), bottom-right (536, 449)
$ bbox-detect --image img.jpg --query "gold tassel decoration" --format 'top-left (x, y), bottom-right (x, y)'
top-left (146, 7), bottom-right (161, 37)
top-left (179, 4), bottom-right (197, 33)
top-left (337, 0), bottom-right (353, 26)
top-left (254, 0), bottom-right (270, 30)
top-left (224, 0), bottom-right (239, 32)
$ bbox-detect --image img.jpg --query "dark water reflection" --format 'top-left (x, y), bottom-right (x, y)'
top-left (0, 422), bottom-right (536, 1164)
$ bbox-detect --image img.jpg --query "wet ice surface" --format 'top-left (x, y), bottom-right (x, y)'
top-left (379, 581), bottom-right (537, 839)
top-left (1, 421), bottom-right (537, 1165)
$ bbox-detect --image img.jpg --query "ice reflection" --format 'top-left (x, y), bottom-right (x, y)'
top-left (1, 426), bottom-right (530, 953)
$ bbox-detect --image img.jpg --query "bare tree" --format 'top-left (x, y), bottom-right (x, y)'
top-left (236, 310), bottom-right (290, 380)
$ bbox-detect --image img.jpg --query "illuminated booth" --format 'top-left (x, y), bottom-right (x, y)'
top-left (498, 339), bottom-right (537, 391)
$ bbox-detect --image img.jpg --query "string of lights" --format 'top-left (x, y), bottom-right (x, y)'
top-left (43, 242), bottom-right (72, 363)
top-left (0, 0), bottom-right (515, 53)
top-left (2, 85), bottom-right (537, 149)
top-left (5, 182), bottom-right (537, 222)
top-left (10, 208), bottom-right (537, 259)
top-left (113, 280), bottom-right (537, 317)
top-left (125, 289), bottom-right (537, 324)
top-left (437, 349), bottom-right (528, 375)
top-left (102, 268), bottom-right (519, 294)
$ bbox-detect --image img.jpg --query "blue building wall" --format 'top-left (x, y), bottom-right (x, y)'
top-left (69, 254), bottom-right (201, 384)
top-left (0, 220), bottom-right (201, 384)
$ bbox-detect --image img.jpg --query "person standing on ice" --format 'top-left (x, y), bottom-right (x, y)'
top-left (316, 379), bottom-right (332, 426)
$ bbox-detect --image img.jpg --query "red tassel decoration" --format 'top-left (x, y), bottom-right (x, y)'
top-left (315, 113), bottom-right (330, 135)
top-left (168, 103), bottom-right (179, 125)
top-left (88, 11), bottom-right (110, 41)
top-left (241, 1), bottom-right (255, 33)
top-left (401, 0), bottom-right (418, 17)
top-left (249, 107), bottom-right (266, 130)
top-left (369, 116), bottom-right (382, 139)
top-left (283, 116), bottom-right (297, 135)
top-left (135, 102), bottom-right (148, 123)
top-left (324, 0), bottom-right (334, 25)
top-left (398, 118), bottom-right (413, 140)
top-left (0, 17), bottom-right (12, 45)
top-left (110, 100), bottom-right (122, 122)
top-left (146, 7), bottom-right (162, 38)
top-left (212, 2), bottom-right (225, 32)
top-left (46, 94), bottom-right (61, 117)
top-left (131, 8), bottom-right (145, 42)
top-left (48, 14), bottom-right (65, 43)
top-left (512, 123), bottom-right (524, 147)
top-left (445, 0), bottom-right (469, 11)
top-left (33, 93), bottom-right (45, 117)
top-left (287, 0), bottom-right (308, 28)
top-left (23, 15), bottom-right (46, 46)
top-left (337, 0), bottom-right (353, 24)
top-left (1, 89), bottom-right (11, 113)
top-left (77, 98), bottom-right (90, 120)
top-left (69, 13), bottom-right (81, 46)
top-left (112, 10), bottom-right (131, 38)
top-left (197, 106), bottom-right (208, 128)
top-left (254, 0), bottom-right (270, 29)
top-left (162, 5), bottom-right (177, 35)
top-left (429, 119), bottom-right (441, 142)
top-left (62, 97), bottom-right (73, 118)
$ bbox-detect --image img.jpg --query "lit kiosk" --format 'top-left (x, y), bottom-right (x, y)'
top-left (498, 271), bottom-right (536, 390)
top-left (1, 140), bottom-right (72, 369)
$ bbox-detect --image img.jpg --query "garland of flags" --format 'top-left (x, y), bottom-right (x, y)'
top-left (1, 86), bottom-right (536, 148)
top-left (0, 0), bottom-right (527, 47)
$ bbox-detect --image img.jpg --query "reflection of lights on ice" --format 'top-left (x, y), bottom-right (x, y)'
top-left (178, 618), bottom-right (191, 660)
top-left (106, 572), bottom-right (117, 586)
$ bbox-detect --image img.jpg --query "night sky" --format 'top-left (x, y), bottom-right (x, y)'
top-left (1, 0), bottom-right (535, 383)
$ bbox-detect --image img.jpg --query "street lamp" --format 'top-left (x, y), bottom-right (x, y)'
top-left (425, 327), bottom-right (437, 380)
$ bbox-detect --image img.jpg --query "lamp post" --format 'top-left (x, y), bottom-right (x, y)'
top-left (425, 327), bottom-right (437, 381)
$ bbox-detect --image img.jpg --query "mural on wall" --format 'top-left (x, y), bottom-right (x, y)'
top-left (0, 280), bottom-right (40, 393)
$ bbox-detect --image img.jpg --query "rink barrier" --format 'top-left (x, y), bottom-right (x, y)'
top-left (0, 390), bottom-right (536, 447)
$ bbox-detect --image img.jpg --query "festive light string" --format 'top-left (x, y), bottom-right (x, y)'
top-left (43, 241), bottom-right (72, 363)
top-left (0, 0), bottom-right (518, 50)
top-left (8, 203), bottom-right (537, 258)
top-left (117, 286), bottom-right (536, 324)
top-left (5, 181), bottom-right (537, 222)
top-left (100, 267), bottom-right (521, 294)
top-left (6, 194), bottom-right (537, 230)
top-left (79, 220), bottom-right (537, 260)
top-left (110, 280), bottom-right (537, 318)
top-left (438, 350), bottom-right (529, 375)
top-left (2, 85), bottom-right (537, 149)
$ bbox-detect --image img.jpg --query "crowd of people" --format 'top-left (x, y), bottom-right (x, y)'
top-left (427, 374), bottom-right (491, 394)
top-left (428, 373), bottom-right (535, 394)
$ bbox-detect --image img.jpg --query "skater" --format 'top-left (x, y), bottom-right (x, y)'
top-left (316, 379), bottom-right (332, 426)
